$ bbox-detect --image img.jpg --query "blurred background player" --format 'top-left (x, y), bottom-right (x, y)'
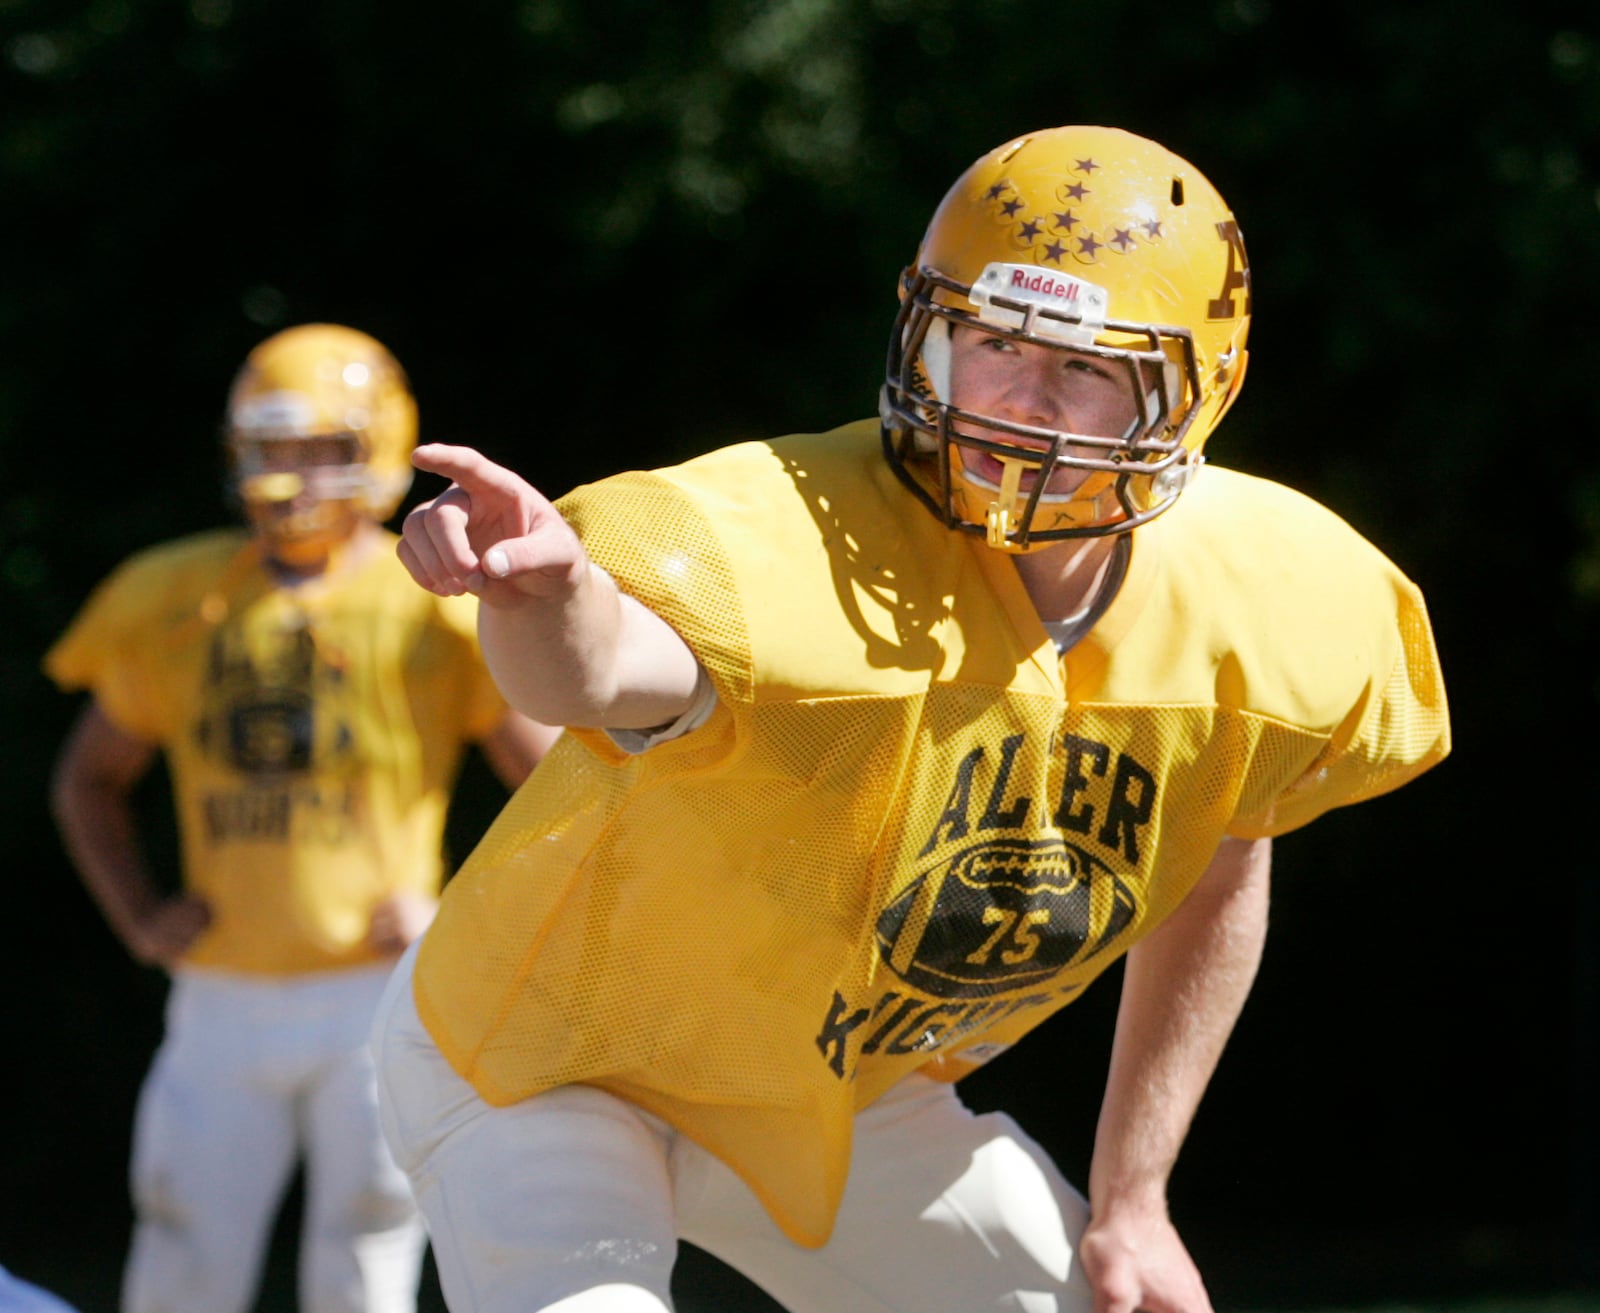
top-left (45, 324), bottom-right (557, 1313)
top-left (378, 126), bottom-right (1450, 1312)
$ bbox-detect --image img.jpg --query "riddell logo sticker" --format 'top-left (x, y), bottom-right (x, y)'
top-left (875, 836), bottom-right (1137, 999)
top-left (1008, 269), bottom-right (1081, 300)
top-left (971, 262), bottom-right (1109, 341)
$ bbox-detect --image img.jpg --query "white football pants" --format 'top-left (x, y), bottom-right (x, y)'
top-left (372, 943), bottom-right (1093, 1313)
top-left (124, 964), bottom-right (425, 1313)
top-left (0, 1266), bottom-right (82, 1313)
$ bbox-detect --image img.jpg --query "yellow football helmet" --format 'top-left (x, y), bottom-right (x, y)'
top-left (225, 323), bottom-right (418, 547)
top-left (881, 125), bottom-right (1251, 551)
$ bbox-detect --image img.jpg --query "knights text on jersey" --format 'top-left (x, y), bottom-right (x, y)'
top-left (413, 419), bottom-right (1450, 1246)
top-left (45, 529), bottom-right (507, 974)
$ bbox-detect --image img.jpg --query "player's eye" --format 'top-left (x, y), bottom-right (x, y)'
top-left (976, 335), bottom-right (1015, 354)
top-left (1062, 357), bottom-right (1110, 380)
top-left (302, 435), bottom-right (362, 466)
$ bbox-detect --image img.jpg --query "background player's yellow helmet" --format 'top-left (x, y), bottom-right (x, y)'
top-left (881, 125), bottom-right (1251, 551)
top-left (226, 323), bottom-right (419, 526)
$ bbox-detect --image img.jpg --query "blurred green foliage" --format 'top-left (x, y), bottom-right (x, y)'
top-left (4, 0), bottom-right (1600, 1304)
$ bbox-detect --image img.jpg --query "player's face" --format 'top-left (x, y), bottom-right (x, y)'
top-left (236, 433), bottom-right (365, 569)
top-left (946, 326), bottom-right (1142, 497)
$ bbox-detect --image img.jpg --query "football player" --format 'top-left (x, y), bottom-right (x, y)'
top-left (45, 325), bottom-right (558, 1313)
top-left (380, 126), bottom-right (1450, 1312)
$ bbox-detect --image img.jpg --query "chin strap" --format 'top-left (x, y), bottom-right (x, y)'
top-left (985, 457), bottom-right (1029, 549)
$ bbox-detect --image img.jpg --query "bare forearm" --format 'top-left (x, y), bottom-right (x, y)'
top-left (478, 713), bottom-right (562, 789)
top-left (51, 773), bottom-right (162, 942)
top-left (51, 706), bottom-right (208, 968)
top-left (479, 563), bottom-right (701, 730)
top-left (1089, 837), bottom-right (1271, 1216)
top-left (1075, 840), bottom-right (1270, 1311)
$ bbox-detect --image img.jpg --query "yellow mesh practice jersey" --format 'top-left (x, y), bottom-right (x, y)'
top-left (45, 529), bottom-right (508, 975)
top-left (415, 420), bottom-right (1450, 1246)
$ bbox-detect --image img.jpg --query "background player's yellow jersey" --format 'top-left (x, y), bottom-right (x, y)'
top-left (46, 529), bottom-right (508, 975)
top-left (415, 420), bottom-right (1450, 1246)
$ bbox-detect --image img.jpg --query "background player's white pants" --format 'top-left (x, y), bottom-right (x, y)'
top-left (124, 965), bottom-right (426, 1313)
top-left (0, 1266), bottom-right (83, 1313)
top-left (373, 944), bottom-right (1093, 1313)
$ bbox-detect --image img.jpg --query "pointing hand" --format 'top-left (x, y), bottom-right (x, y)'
top-left (397, 444), bottom-right (588, 608)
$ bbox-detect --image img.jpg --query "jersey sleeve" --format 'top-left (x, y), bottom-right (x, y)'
top-left (42, 556), bottom-right (173, 742)
top-left (1231, 573), bottom-right (1450, 837)
top-left (555, 469), bottom-right (753, 768)
top-left (556, 470), bottom-right (756, 704)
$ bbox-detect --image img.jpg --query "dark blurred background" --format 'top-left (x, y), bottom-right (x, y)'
top-left (4, 0), bottom-right (1599, 1309)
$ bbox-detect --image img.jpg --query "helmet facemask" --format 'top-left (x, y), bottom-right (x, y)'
top-left (228, 393), bottom-right (370, 569)
top-left (883, 264), bottom-right (1205, 551)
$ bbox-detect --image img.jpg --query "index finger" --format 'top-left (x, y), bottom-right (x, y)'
top-left (412, 443), bottom-right (538, 501)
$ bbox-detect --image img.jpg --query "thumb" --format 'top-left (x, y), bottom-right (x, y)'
top-left (477, 524), bottom-right (588, 596)
top-left (482, 544), bottom-right (514, 580)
